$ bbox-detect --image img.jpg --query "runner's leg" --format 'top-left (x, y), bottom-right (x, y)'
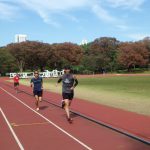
top-left (16, 84), bottom-right (19, 93)
top-left (35, 95), bottom-right (39, 111)
top-left (39, 96), bottom-right (42, 102)
top-left (64, 99), bottom-right (70, 119)
top-left (64, 99), bottom-right (73, 123)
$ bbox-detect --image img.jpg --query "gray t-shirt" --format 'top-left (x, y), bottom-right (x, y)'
top-left (60, 73), bottom-right (75, 93)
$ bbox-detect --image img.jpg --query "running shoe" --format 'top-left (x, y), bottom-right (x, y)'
top-left (36, 108), bottom-right (39, 111)
top-left (67, 118), bottom-right (73, 124)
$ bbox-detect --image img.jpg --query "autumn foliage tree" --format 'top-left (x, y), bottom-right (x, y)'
top-left (117, 42), bottom-right (149, 71)
top-left (24, 42), bottom-right (51, 71)
top-left (7, 41), bottom-right (51, 72)
top-left (3, 36), bottom-right (150, 74)
top-left (7, 43), bottom-right (27, 72)
top-left (6, 41), bottom-right (83, 72)
top-left (47, 42), bottom-right (83, 69)
top-left (56, 42), bottom-right (83, 65)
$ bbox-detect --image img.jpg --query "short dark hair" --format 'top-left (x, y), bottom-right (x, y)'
top-left (64, 65), bottom-right (71, 70)
top-left (34, 70), bottom-right (39, 74)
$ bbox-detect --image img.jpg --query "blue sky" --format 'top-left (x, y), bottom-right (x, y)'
top-left (0, 0), bottom-right (150, 46)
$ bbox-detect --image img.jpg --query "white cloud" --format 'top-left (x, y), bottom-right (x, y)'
top-left (128, 33), bottom-right (150, 41)
top-left (0, 0), bottom-right (146, 29)
top-left (21, 0), bottom-right (89, 11)
top-left (18, 0), bottom-right (90, 27)
top-left (0, 2), bottom-right (19, 21)
top-left (63, 14), bottom-right (79, 23)
top-left (116, 25), bottom-right (129, 30)
top-left (20, 0), bottom-right (118, 25)
top-left (0, 0), bottom-right (90, 25)
top-left (92, 4), bottom-right (117, 23)
top-left (106, 0), bottom-right (146, 10)
top-left (37, 10), bottom-right (61, 27)
top-left (91, 4), bottom-right (128, 30)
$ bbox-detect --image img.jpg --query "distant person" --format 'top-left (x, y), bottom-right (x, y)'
top-left (101, 68), bottom-right (105, 74)
top-left (13, 73), bottom-right (20, 93)
top-left (30, 71), bottom-right (43, 111)
top-left (56, 66), bottom-right (78, 123)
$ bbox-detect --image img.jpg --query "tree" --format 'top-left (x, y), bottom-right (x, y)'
top-left (48, 42), bottom-right (83, 69)
top-left (24, 41), bottom-right (51, 71)
top-left (82, 37), bottom-right (119, 73)
top-left (140, 37), bottom-right (150, 65)
top-left (0, 47), bottom-right (16, 74)
top-left (117, 42), bottom-right (149, 71)
top-left (80, 43), bottom-right (91, 54)
top-left (7, 42), bottom-right (28, 72)
top-left (7, 41), bottom-right (52, 72)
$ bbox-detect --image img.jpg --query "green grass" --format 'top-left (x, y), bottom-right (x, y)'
top-left (20, 76), bottom-right (150, 116)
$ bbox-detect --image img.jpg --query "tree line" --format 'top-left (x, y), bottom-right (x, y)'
top-left (0, 37), bottom-right (150, 75)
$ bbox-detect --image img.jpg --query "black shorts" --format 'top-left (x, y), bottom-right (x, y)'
top-left (33, 90), bottom-right (43, 97)
top-left (62, 92), bottom-right (74, 100)
top-left (14, 82), bottom-right (19, 87)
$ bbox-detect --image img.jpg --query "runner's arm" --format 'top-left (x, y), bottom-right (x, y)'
top-left (41, 78), bottom-right (43, 89)
top-left (70, 76), bottom-right (78, 90)
top-left (73, 76), bottom-right (78, 88)
top-left (56, 77), bottom-right (62, 86)
top-left (30, 78), bottom-right (33, 87)
top-left (57, 78), bottom-right (62, 83)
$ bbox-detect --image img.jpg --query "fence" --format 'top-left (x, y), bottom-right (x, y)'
top-left (9, 70), bottom-right (64, 78)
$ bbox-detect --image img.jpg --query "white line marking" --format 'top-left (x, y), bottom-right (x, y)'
top-left (0, 87), bottom-right (93, 150)
top-left (0, 107), bottom-right (24, 150)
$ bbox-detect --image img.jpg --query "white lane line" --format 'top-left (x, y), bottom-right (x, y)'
top-left (0, 87), bottom-right (93, 150)
top-left (0, 107), bottom-right (24, 150)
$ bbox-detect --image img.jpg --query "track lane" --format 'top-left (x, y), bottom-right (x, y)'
top-left (0, 108), bottom-right (21, 150)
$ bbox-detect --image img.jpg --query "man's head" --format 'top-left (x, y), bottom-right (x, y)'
top-left (64, 66), bottom-right (71, 73)
top-left (34, 70), bottom-right (39, 78)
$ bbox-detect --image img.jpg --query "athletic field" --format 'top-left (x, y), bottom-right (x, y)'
top-left (20, 74), bottom-right (150, 116)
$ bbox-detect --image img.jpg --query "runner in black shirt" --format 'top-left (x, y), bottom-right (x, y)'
top-left (30, 71), bottom-right (43, 111)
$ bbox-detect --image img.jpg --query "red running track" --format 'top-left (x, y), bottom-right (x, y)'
top-left (0, 78), bottom-right (150, 150)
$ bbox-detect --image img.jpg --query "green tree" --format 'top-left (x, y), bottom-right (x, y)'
top-left (81, 37), bottom-right (119, 73)
top-left (0, 47), bottom-right (16, 75)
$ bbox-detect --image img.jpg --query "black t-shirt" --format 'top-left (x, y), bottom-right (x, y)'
top-left (30, 77), bottom-right (43, 91)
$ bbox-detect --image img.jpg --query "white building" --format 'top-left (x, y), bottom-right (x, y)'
top-left (80, 39), bottom-right (88, 45)
top-left (15, 34), bottom-right (27, 43)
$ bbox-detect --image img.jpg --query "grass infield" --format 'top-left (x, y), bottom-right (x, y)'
top-left (19, 75), bottom-right (150, 116)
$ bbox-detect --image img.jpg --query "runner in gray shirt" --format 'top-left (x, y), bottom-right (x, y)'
top-left (56, 66), bottom-right (78, 123)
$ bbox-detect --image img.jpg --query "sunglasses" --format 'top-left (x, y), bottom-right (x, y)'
top-left (34, 73), bottom-right (39, 74)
